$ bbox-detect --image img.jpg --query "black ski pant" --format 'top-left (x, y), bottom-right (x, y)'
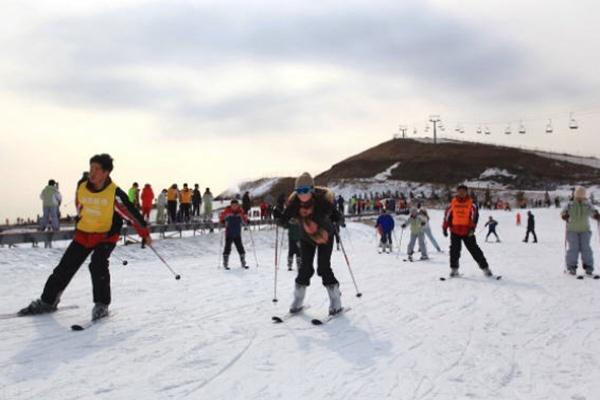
top-left (486, 229), bottom-right (500, 241)
top-left (41, 240), bottom-right (116, 306)
top-left (288, 239), bottom-right (301, 258)
top-left (296, 237), bottom-right (338, 287)
top-left (450, 233), bottom-right (489, 270)
top-left (192, 201), bottom-right (201, 217)
top-left (524, 228), bottom-right (537, 242)
top-left (181, 203), bottom-right (191, 222)
top-left (167, 201), bottom-right (177, 223)
top-left (223, 236), bottom-right (245, 256)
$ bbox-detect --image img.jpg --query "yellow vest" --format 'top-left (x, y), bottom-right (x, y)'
top-left (76, 182), bottom-right (117, 233)
top-left (167, 188), bottom-right (178, 201)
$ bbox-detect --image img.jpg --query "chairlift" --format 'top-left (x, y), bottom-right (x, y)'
top-left (476, 126), bottom-right (482, 134)
top-left (455, 124), bottom-right (461, 133)
top-left (545, 119), bottom-right (553, 134)
top-left (504, 124), bottom-right (512, 135)
top-left (425, 125), bottom-right (430, 133)
top-left (518, 121), bottom-right (526, 134)
top-left (459, 128), bottom-right (465, 134)
top-left (484, 126), bottom-right (491, 135)
top-left (413, 127), bottom-right (418, 135)
top-left (569, 113), bottom-right (578, 130)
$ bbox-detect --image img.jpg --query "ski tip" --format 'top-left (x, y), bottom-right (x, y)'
top-left (439, 277), bottom-right (446, 281)
top-left (495, 275), bottom-right (503, 280)
top-left (71, 324), bottom-right (85, 331)
top-left (271, 316), bottom-right (283, 323)
top-left (356, 293), bottom-right (363, 298)
top-left (594, 275), bottom-right (600, 280)
top-left (311, 319), bottom-right (323, 326)
top-left (577, 275), bottom-right (585, 280)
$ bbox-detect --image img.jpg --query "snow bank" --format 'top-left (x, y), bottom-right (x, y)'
top-left (479, 168), bottom-right (516, 179)
top-left (374, 162), bottom-right (400, 182)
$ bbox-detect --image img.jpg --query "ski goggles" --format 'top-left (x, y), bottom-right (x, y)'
top-left (295, 185), bottom-right (314, 195)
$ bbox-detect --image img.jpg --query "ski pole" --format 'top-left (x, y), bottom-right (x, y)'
top-left (336, 232), bottom-right (362, 297)
top-left (396, 227), bottom-right (405, 258)
top-left (273, 225), bottom-right (279, 302)
top-left (248, 223), bottom-right (259, 268)
top-left (148, 244), bottom-right (181, 280)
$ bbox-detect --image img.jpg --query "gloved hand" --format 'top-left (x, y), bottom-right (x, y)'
top-left (443, 229), bottom-right (448, 237)
top-left (468, 229), bottom-right (475, 237)
top-left (401, 224), bottom-right (407, 229)
top-left (561, 213), bottom-right (569, 221)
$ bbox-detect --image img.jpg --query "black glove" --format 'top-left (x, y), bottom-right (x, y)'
top-left (443, 229), bottom-right (448, 237)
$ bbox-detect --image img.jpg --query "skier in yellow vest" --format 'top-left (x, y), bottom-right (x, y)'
top-left (18, 154), bottom-right (151, 320)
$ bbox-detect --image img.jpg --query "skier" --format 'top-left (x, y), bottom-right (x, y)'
top-left (401, 208), bottom-right (428, 261)
top-left (140, 183), bottom-right (154, 222)
top-left (523, 211), bottom-right (538, 243)
top-left (192, 184), bottom-right (202, 218)
top-left (242, 191), bottom-right (252, 216)
top-left (561, 187), bottom-right (600, 276)
top-left (180, 183), bottom-right (192, 222)
top-left (167, 184), bottom-right (179, 224)
top-left (156, 189), bottom-right (168, 224)
top-left (485, 216), bottom-right (500, 242)
top-left (219, 199), bottom-right (249, 269)
top-left (39, 179), bottom-right (62, 232)
top-left (286, 218), bottom-right (302, 271)
top-left (443, 184), bottom-right (494, 277)
top-left (516, 212), bottom-right (521, 226)
top-left (278, 173), bottom-right (344, 316)
top-left (19, 154), bottom-right (151, 320)
top-left (418, 205), bottom-right (442, 252)
top-left (337, 195), bottom-right (345, 215)
top-left (375, 208), bottom-right (395, 254)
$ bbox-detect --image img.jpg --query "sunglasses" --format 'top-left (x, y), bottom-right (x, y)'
top-left (295, 185), bottom-right (313, 195)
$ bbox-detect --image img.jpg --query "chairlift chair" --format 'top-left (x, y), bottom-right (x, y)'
top-left (476, 126), bottom-right (482, 134)
top-left (569, 113), bottom-right (578, 130)
top-left (484, 126), bottom-right (491, 135)
top-left (545, 119), bottom-right (553, 134)
top-left (518, 122), bottom-right (526, 134)
top-left (504, 124), bottom-right (512, 135)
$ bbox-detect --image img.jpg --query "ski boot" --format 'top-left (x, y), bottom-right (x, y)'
top-left (566, 265), bottom-right (577, 275)
top-left (326, 284), bottom-right (342, 316)
top-left (240, 253), bottom-right (249, 269)
top-left (481, 267), bottom-right (494, 277)
top-left (18, 299), bottom-right (56, 316)
top-left (287, 257), bottom-right (293, 271)
top-left (92, 303), bottom-right (109, 321)
top-left (290, 284), bottom-right (307, 313)
top-left (407, 254), bottom-right (413, 262)
top-left (223, 254), bottom-right (230, 270)
top-left (420, 255), bottom-right (429, 261)
top-left (584, 265), bottom-right (594, 276)
top-left (449, 268), bottom-right (460, 278)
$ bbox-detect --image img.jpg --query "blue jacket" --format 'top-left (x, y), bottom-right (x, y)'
top-left (376, 214), bottom-right (395, 234)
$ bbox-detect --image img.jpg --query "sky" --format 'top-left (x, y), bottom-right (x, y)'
top-left (1, 0), bottom-right (600, 222)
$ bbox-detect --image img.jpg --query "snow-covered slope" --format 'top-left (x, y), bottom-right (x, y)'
top-left (2, 209), bottom-right (600, 399)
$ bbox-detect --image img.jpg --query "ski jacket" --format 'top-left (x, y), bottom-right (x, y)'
top-left (527, 214), bottom-right (535, 229)
top-left (141, 186), bottom-right (154, 208)
top-left (280, 187), bottom-right (342, 245)
top-left (157, 192), bottom-right (168, 207)
top-left (443, 196), bottom-right (478, 237)
top-left (203, 192), bottom-right (213, 213)
top-left (192, 189), bottom-right (202, 205)
top-left (286, 218), bottom-right (302, 242)
top-left (403, 215), bottom-right (426, 235)
top-left (242, 193), bottom-right (251, 212)
top-left (376, 214), bottom-right (395, 234)
top-left (180, 189), bottom-right (192, 204)
top-left (219, 206), bottom-right (248, 238)
top-left (40, 185), bottom-right (61, 207)
top-left (485, 220), bottom-right (498, 231)
top-left (562, 201), bottom-right (599, 233)
top-left (76, 179), bottom-right (149, 248)
top-left (127, 187), bottom-right (139, 206)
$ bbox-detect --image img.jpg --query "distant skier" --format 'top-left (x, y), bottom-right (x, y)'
top-left (180, 183), bottom-right (192, 222)
top-left (561, 187), bottom-right (600, 276)
top-left (203, 188), bottom-right (213, 221)
top-left (19, 154), bottom-right (151, 320)
top-left (140, 183), bottom-right (154, 222)
top-left (337, 195), bottom-right (345, 215)
top-left (278, 173), bottom-right (344, 316)
top-left (485, 216), bottom-right (500, 242)
top-left (516, 212), bottom-right (521, 226)
top-left (418, 205), bottom-right (442, 252)
top-left (156, 189), bottom-right (168, 224)
top-left (523, 211), bottom-right (537, 243)
top-left (375, 208), bottom-right (395, 254)
top-left (401, 208), bottom-right (428, 261)
top-left (286, 218), bottom-right (302, 271)
top-left (443, 184), bottom-right (494, 277)
top-left (192, 184), bottom-right (202, 218)
top-left (39, 179), bottom-right (62, 232)
top-left (219, 199), bottom-right (249, 269)
top-left (242, 191), bottom-right (252, 215)
top-left (128, 182), bottom-right (140, 209)
top-left (167, 184), bottom-right (179, 224)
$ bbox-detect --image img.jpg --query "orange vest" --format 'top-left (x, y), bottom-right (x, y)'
top-left (450, 197), bottom-right (473, 227)
top-left (167, 188), bottom-right (178, 201)
top-left (180, 189), bottom-right (192, 204)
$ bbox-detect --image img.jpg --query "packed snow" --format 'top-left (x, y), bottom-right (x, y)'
top-left (374, 162), bottom-right (401, 182)
top-left (479, 168), bottom-right (516, 179)
top-left (2, 208), bottom-right (600, 399)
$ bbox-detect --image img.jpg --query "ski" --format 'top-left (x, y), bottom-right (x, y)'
top-left (271, 305), bottom-right (311, 324)
top-left (403, 258), bottom-right (430, 263)
top-left (440, 275), bottom-right (501, 281)
top-left (311, 307), bottom-right (352, 326)
top-left (2, 305), bottom-right (79, 320)
top-left (71, 313), bottom-right (113, 331)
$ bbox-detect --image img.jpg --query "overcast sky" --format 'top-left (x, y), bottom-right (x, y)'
top-left (1, 0), bottom-right (600, 221)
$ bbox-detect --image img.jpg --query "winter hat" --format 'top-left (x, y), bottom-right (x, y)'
top-left (410, 207), bottom-right (418, 215)
top-left (457, 184), bottom-right (468, 191)
top-left (574, 186), bottom-right (587, 199)
top-left (295, 172), bottom-right (314, 189)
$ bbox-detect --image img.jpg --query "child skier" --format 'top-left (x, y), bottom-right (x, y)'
top-left (443, 184), bottom-right (495, 277)
top-left (278, 173), bottom-right (344, 316)
top-left (375, 208), bottom-right (395, 254)
top-left (418, 205), bottom-right (442, 252)
top-left (401, 208), bottom-right (428, 261)
top-left (18, 154), bottom-right (151, 320)
top-left (523, 211), bottom-right (537, 243)
top-left (561, 187), bottom-right (600, 276)
top-left (485, 216), bottom-right (500, 242)
top-left (219, 199), bottom-right (249, 270)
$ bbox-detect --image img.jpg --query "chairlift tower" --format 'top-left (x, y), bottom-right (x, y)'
top-left (398, 125), bottom-right (408, 139)
top-left (428, 115), bottom-right (441, 144)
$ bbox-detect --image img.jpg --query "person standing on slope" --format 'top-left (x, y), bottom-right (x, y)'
top-left (192, 184), bottom-right (202, 218)
top-left (128, 182), bottom-right (140, 209)
top-left (418, 205), bottom-right (442, 252)
top-left (167, 184), bottom-right (179, 224)
top-left (180, 183), bottom-right (193, 223)
top-left (278, 173), bottom-right (344, 316)
top-left (39, 179), bottom-right (62, 232)
top-left (375, 208), bottom-right (395, 254)
top-left (485, 216), bottom-right (500, 242)
top-left (156, 189), bottom-right (168, 224)
top-left (19, 154), bottom-right (151, 320)
top-left (523, 211), bottom-right (538, 243)
top-left (561, 187), bottom-right (600, 276)
top-left (141, 183), bottom-right (155, 222)
top-left (219, 199), bottom-right (249, 269)
top-left (401, 208), bottom-right (428, 261)
top-left (443, 184), bottom-right (494, 277)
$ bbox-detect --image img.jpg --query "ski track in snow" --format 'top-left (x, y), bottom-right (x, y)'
top-left (2, 209), bottom-right (600, 399)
